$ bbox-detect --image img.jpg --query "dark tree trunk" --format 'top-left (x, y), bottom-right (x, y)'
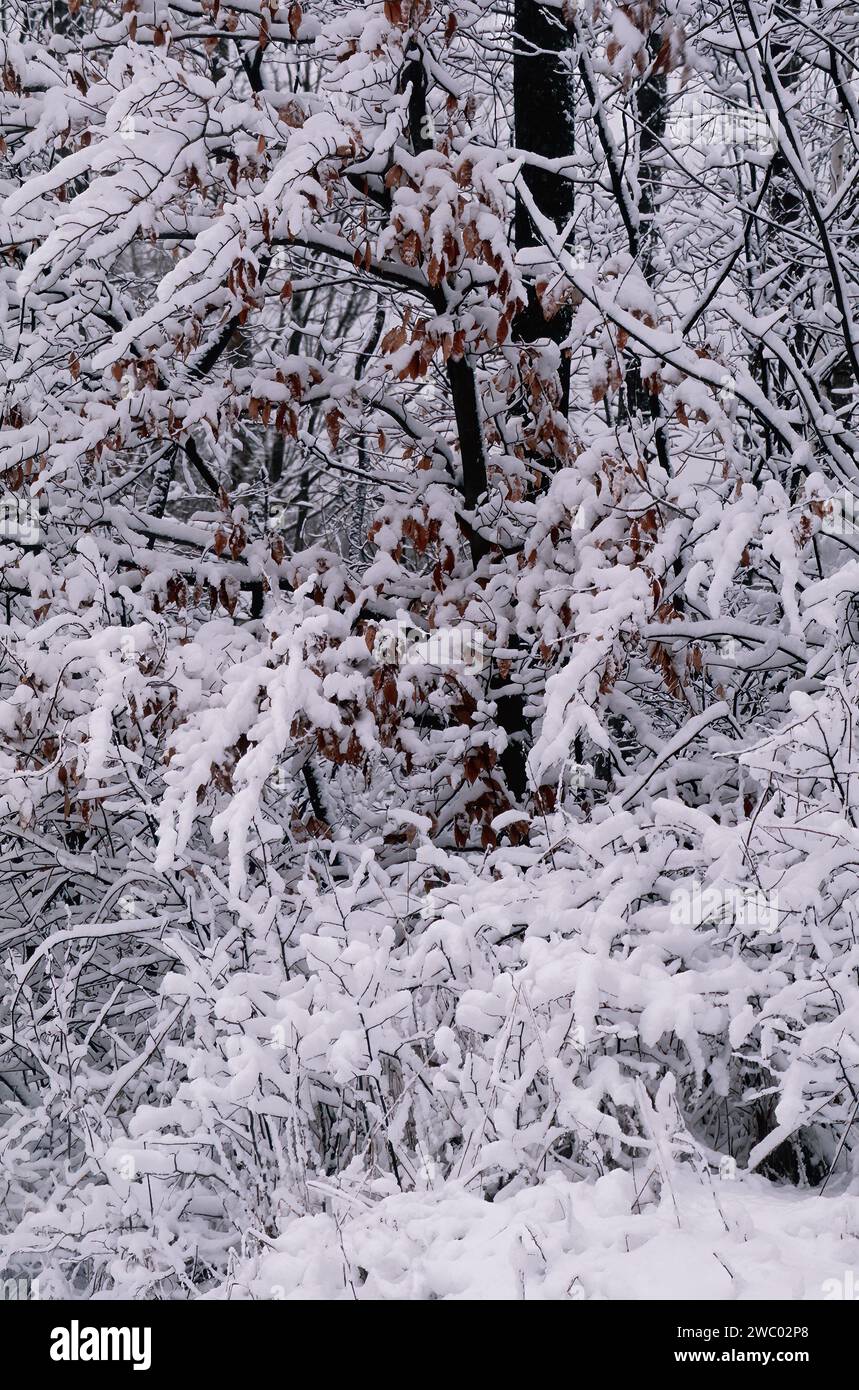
top-left (512, 0), bottom-right (576, 408)
top-left (623, 28), bottom-right (666, 423)
top-left (500, 2), bottom-right (576, 801)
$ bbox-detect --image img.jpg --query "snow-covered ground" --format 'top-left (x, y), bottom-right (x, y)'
top-left (215, 1171), bottom-right (859, 1301)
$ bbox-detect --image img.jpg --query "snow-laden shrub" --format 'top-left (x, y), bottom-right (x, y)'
top-left (5, 676), bottom-right (859, 1294)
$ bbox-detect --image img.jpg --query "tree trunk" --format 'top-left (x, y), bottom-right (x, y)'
top-left (513, 0), bottom-right (576, 408)
top-left (500, 1), bottom-right (577, 801)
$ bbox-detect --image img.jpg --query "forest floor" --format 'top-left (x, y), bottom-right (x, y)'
top-left (212, 1168), bottom-right (859, 1300)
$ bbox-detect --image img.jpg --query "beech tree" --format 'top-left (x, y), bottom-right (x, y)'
top-left (1, 0), bottom-right (859, 1298)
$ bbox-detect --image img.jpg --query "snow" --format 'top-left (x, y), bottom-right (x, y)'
top-left (214, 1169), bottom-right (859, 1301)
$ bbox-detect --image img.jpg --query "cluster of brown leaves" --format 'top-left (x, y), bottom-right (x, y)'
top-left (453, 769), bottom-right (528, 850)
top-left (382, 314), bottom-right (469, 380)
top-left (383, 0), bottom-right (434, 28)
top-left (384, 159), bottom-right (521, 332)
